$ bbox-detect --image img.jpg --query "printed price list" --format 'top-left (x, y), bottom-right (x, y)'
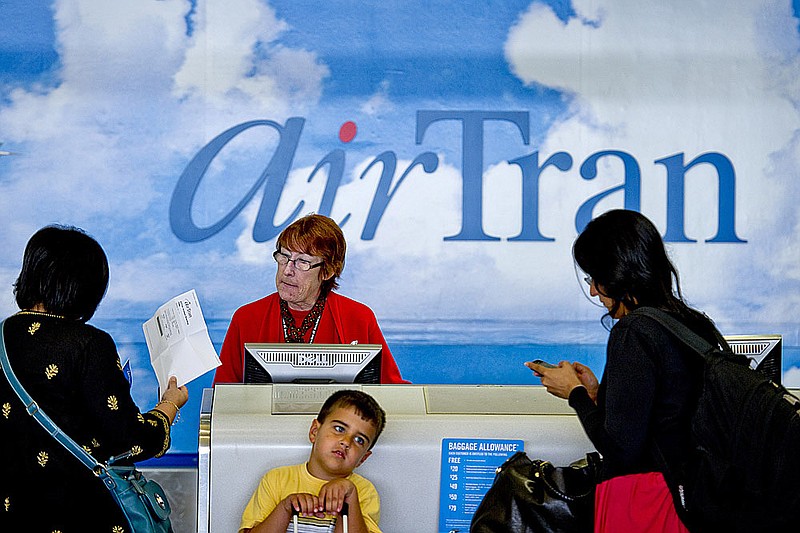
top-left (438, 438), bottom-right (523, 533)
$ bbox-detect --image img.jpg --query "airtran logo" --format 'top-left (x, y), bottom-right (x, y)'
top-left (170, 111), bottom-right (745, 244)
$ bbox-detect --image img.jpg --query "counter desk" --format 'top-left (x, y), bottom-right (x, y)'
top-left (198, 384), bottom-right (594, 532)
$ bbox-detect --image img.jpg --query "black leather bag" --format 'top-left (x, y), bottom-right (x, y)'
top-left (470, 451), bottom-right (601, 533)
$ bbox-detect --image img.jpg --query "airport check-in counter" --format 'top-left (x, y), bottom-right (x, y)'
top-left (198, 384), bottom-right (595, 533)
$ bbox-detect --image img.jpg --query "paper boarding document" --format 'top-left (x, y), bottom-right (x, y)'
top-left (143, 289), bottom-right (221, 392)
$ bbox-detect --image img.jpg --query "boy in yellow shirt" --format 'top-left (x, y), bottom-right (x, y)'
top-left (240, 389), bottom-right (386, 533)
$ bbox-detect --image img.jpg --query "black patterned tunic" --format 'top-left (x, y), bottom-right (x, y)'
top-left (0, 313), bottom-right (172, 533)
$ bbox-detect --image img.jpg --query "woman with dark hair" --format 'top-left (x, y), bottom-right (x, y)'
top-left (214, 214), bottom-right (407, 384)
top-left (0, 225), bottom-right (188, 532)
top-left (526, 209), bottom-right (719, 532)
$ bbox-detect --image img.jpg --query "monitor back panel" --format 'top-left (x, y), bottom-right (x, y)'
top-left (243, 344), bottom-right (382, 384)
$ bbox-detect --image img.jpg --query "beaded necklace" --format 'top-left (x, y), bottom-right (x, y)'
top-left (280, 295), bottom-right (327, 343)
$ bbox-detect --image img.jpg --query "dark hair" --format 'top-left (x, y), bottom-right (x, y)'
top-left (317, 389), bottom-right (386, 448)
top-left (14, 225), bottom-right (109, 322)
top-left (573, 209), bottom-right (716, 335)
top-left (277, 214), bottom-right (346, 293)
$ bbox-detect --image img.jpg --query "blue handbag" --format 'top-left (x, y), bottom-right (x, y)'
top-left (0, 320), bottom-right (173, 533)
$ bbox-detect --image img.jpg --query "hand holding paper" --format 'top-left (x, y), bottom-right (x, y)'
top-left (143, 289), bottom-right (221, 393)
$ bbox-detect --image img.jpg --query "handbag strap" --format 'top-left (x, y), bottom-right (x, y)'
top-left (0, 319), bottom-right (110, 477)
top-left (533, 460), bottom-right (595, 501)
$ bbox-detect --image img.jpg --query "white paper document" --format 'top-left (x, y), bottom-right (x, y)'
top-left (143, 289), bottom-right (221, 392)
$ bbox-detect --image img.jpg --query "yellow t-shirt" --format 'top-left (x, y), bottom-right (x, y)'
top-left (239, 462), bottom-right (382, 533)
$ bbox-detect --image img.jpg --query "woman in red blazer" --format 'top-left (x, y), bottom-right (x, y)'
top-left (213, 214), bottom-right (408, 384)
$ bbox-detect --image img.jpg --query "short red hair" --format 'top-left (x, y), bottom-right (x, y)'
top-left (277, 214), bottom-right (346, 293)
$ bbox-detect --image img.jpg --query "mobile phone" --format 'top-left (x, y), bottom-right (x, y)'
top-left (531, 359), bottom-right (557, 369)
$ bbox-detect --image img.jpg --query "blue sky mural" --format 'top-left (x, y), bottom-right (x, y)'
top-left (1, 1), bottom-right (800, 385)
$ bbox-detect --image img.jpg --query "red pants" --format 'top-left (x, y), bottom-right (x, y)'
top-left (594, 472), bottom-right (689, 533)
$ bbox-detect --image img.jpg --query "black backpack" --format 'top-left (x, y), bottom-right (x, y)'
top-left (633, 307), bottom-right (800, 532)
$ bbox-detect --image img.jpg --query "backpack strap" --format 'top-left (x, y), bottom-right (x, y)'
top-left (630, 307), bottom-right (727, 361)
top-left (629, 307), bottom-right (713, 521)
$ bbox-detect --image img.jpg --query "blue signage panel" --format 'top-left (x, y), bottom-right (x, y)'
top-left (438, 438), bottom-right (524, 533)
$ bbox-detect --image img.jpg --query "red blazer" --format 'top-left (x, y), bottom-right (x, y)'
top-left (213, 292), bottom-right (409, 384)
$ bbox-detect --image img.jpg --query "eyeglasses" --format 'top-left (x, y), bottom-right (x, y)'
top-left (273, 250), bottom-right (323, 272)
top-left (583, 276), bottom-right (594, 286)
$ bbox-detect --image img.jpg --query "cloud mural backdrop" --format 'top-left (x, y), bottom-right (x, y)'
top-left (2, 0), bottom-right (800, 426)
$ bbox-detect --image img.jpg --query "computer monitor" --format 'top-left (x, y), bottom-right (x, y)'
top-left (243, 343), bottom-right (382, 384)
top-left (724, 334), bottom-right (782, 384)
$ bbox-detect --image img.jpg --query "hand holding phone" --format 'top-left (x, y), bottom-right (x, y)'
top-left (531, 359), bottom-right (557, 369)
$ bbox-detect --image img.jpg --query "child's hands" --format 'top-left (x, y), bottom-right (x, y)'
top-left (281, 480), bottom-right (357, 520)
top-left (318, 478), bottom-right (357, 515)
top-left (283, 492), bottom-right (326, 519)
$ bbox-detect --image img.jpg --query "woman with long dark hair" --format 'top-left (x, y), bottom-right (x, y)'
top-left (0, 225), bottom-right (188, 532)
top-left (527, 209), bottom-right (720, 532)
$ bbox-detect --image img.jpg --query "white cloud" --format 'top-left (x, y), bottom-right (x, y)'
top-left (504, 0), bottom-right (800, 330)
top-left (173, 0), bottom-right (287, 100)
top-left (173, 0), bottom-right (328, 131)
top-left (0, 0), bottom-right (331, 322)
top-left (0, 0), bottom-right (329, 226)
